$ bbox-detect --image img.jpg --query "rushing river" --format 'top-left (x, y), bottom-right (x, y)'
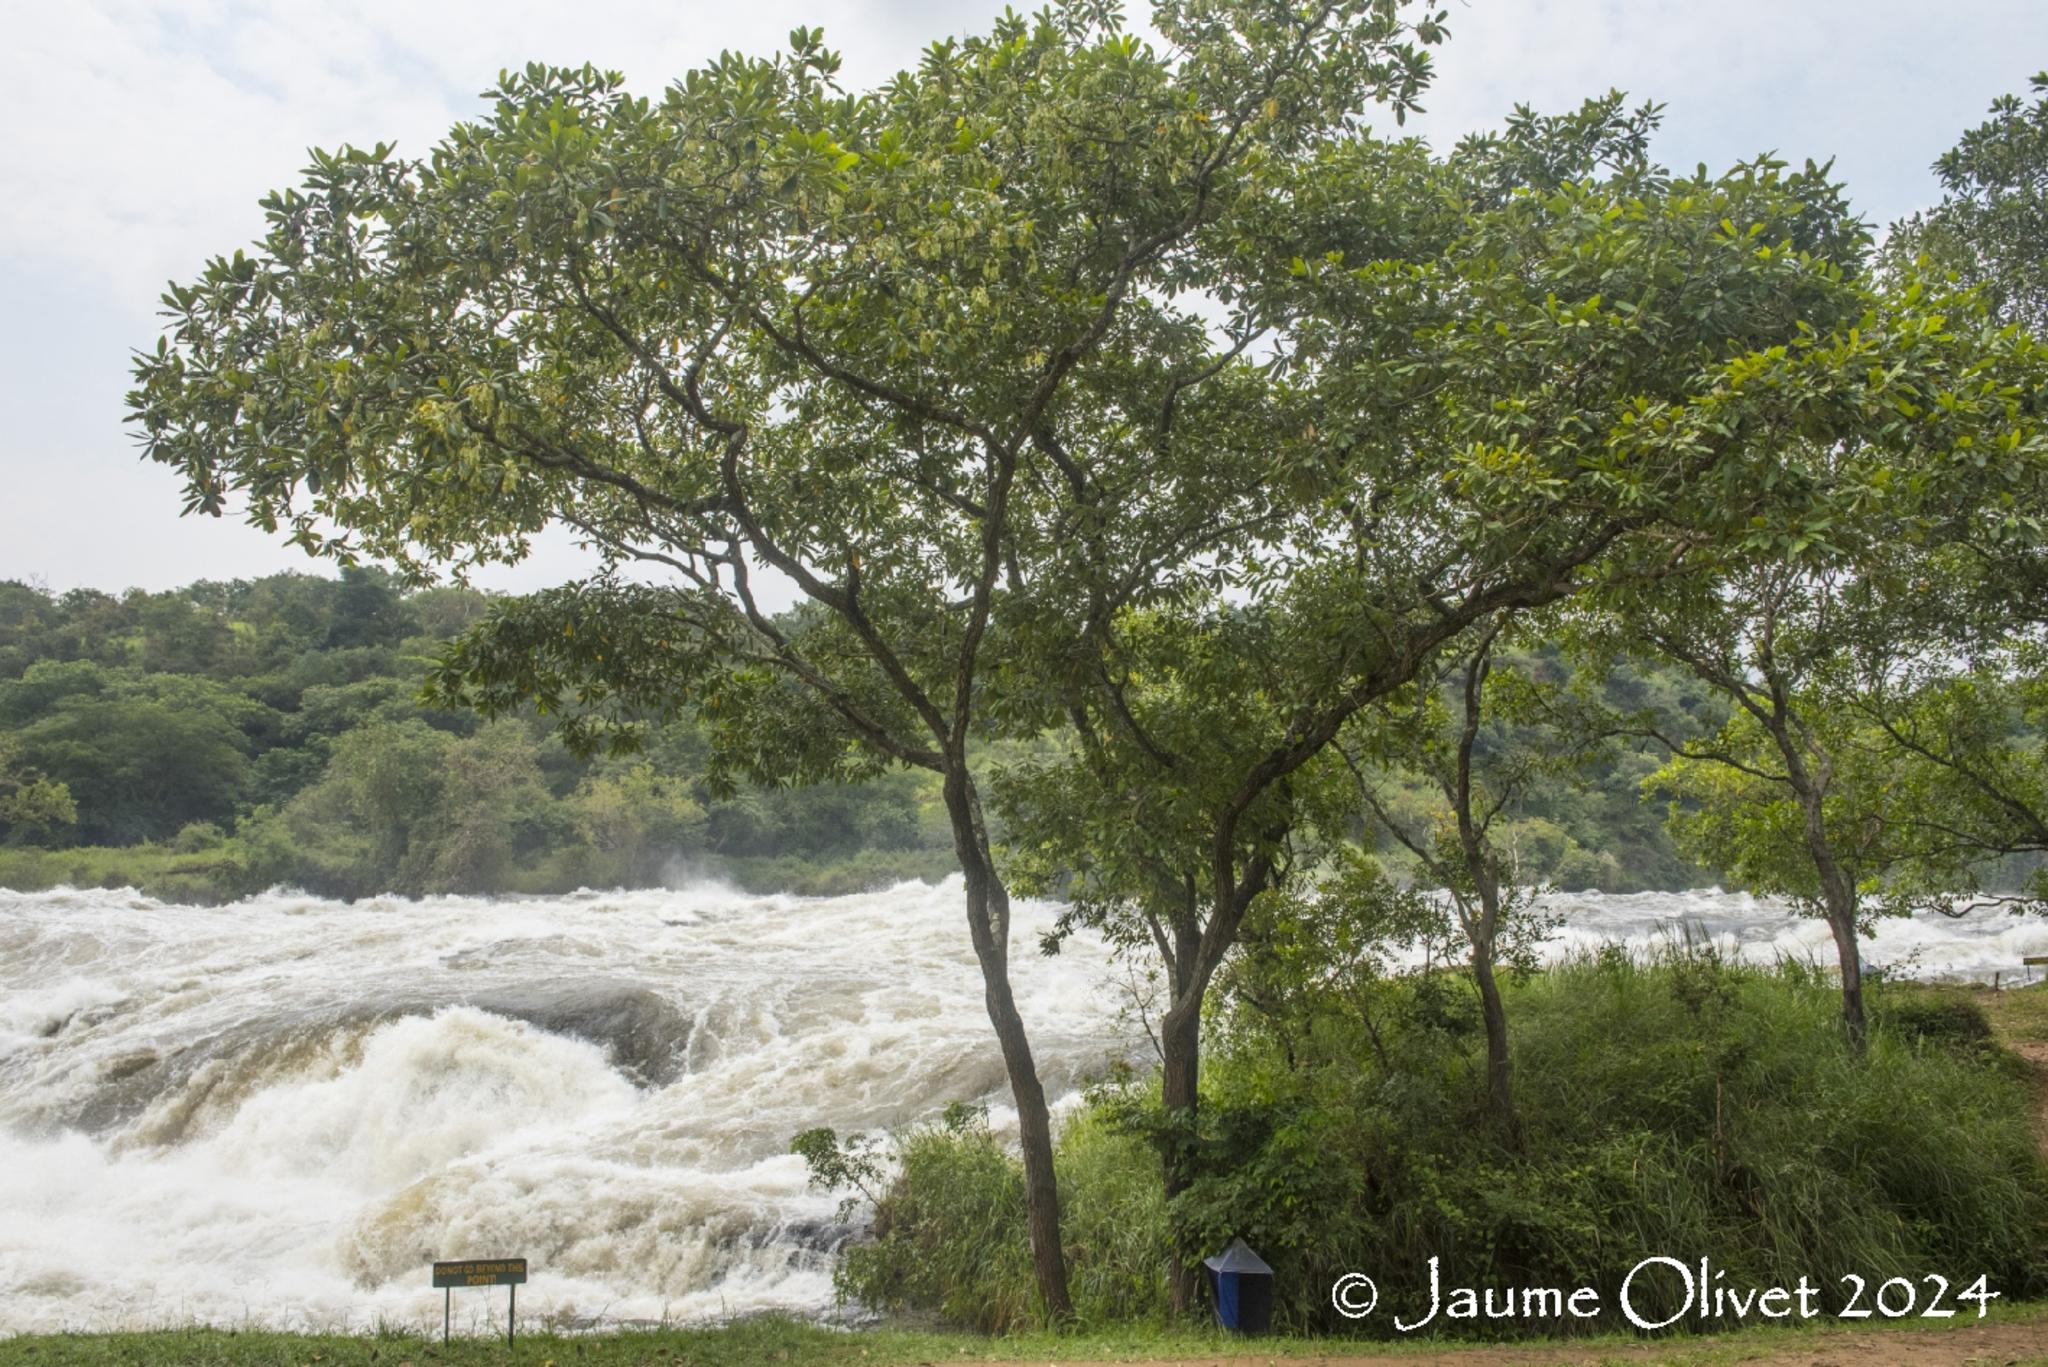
top-left (3, 879), bottom-right (2047, 1335)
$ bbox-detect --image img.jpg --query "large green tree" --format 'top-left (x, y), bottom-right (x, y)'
top-left (989, 87), bottom-right (2003, 1298)
top-left (0, 663), bottom-right (268, 844)
top-left (1886, 73), bottom-right (2048, 335)
top-left (1601, 259), bottom-right (2048, 1049)
top-left (1635, 594), bottom-right (1928, 1051)
top-left (1840, 76), bottom-right (2048, 890)
top-left (126, 2), bottom-right (1447, 1317)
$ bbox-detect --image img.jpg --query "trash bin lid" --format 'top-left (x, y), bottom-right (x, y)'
top-left (1202, 1237), bottom-right (1272, 1276)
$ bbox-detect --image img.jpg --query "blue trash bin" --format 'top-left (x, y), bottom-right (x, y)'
top-left (1203, 1238), bottom-right (1273, 1334)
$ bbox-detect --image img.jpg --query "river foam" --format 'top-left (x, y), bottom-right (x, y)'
top-left (1, 879), bottom-right (2041, 1333)
top-left (0, 879), bottom-right (1127, 1333)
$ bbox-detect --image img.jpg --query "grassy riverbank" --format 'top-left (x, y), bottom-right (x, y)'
top-left (801, 964), bottom-right (2048, 1336)
top-left (8, 1307), bottom-right (2048, 1367)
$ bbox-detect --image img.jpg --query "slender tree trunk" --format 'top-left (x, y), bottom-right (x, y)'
top-left (1754, 702), bottom-right (1869, 1056)
top-left (1790, 771), bottom-right (1867, 1053)
top-left (982, 948), bottom-right (1072, 1321)
top-left (1451, 631), bottom-right (1517, 1138)
top-left (1824, 908), bottom-right (1868, 1053)
top-left (1159, 997), bottom-right (1202, 1316)
top-left (947, 777), bottom-right (1073, 1322)
top-left (1471, 943), bottom-right (1517, 1138)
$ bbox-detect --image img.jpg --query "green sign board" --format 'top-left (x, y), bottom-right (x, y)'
top-left (433, 1258), bottom-right (527, 1288)
top-left (434, 1257), bottom-right (528, 1347)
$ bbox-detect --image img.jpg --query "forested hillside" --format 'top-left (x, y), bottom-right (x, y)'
top-left (0, 570), bottom-right (1725, 901)
top-left (0, 569), bottom-right (960, 900)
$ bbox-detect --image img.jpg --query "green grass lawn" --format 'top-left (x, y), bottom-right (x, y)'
top-left (7, 1306), bottom-right (2048, 1367)
top-left (1972, 977), bottom-right (2048, 1043)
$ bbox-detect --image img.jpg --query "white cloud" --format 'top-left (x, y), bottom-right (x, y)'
top-left (1402, 0), bottom-right (2048, 227)
top-left (2, 0), bottom-right (2044, 593)
top-left (3, 1), bottom-right (1015, 309)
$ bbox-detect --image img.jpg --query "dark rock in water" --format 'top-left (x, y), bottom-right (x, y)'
top-left (100, 1051), bottom-right (159, 1082)
top-left (466, 982), bottom-right (691, 1086)
top-left (777, 1215), bottom-right (858, 1256)
top-left (69, 979), bottom-right (689, 1140)
top-left (37, 997), bottom-right (131, 1038)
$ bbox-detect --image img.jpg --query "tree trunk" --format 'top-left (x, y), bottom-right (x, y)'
top-left (1759, 708), bottom-right (1867, 1057)
top-left (1471, 946), bottom-right (1517, 1140)
top-left (947, 776), bottom-right (1073, 1322)
top-left (1825, 904), bottom-right (1868, 1053)
top-left (984, 957), bottom-right (1073, 1322)
top-left (1793, 780), bottom-right (1867, 1054)
top-left (1159, 998), bottom-right (1202, 1316)
top-left (1450, 634), bottom-right (1517, 1138)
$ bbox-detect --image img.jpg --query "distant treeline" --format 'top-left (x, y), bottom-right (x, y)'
top-left (0, 569), bottom-right (1728, 901)
top-left (0, 570), bottom-right (959, 900)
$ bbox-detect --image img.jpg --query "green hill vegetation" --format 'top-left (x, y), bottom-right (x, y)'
top-left (0, 570), bottom-right (961, 900)
top-left (0, 570), bottom-right (1737, 903)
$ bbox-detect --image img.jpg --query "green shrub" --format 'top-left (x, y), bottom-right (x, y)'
top-left (0, 837), bottom-right (265, 902)
top-left (1875, 992), bottom-right (1997, 1055)
top-left (1172, 950), bottom-right (2048, 1335)
top-left (171, 820), bottom-right (226, 853)
top-left (809, 953), bottom-right (2048, 1337)
top-left (799, 1103), bottom-right (1170, 1331)
top-left (1051, 1110), bottom-right (1170, 1326)
top-left (815, 1105), bottom-right (1034, 1333)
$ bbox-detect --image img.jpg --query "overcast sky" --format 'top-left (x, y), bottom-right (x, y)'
top-left (3, 1), bottom-right (2044, 597)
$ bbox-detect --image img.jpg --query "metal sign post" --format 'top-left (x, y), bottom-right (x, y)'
top-left (432, 1258), bottom-right (528, 1348)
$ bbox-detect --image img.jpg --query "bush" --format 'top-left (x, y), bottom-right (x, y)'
top-left (1172, 949), bottom-right (2048, 1335)
top-left (1054, 1110), bottom-right (1170, 1324)
top-left (798, 1104), bottom-right (1169, 1331)
top-left (171, 820), bottom-right (226, 853)
top-left (813, 1104), bottom-right (1034, 1333)
top-left (1876, 992), bottom-right (1997, 1055)
top-left (0, 836), bottom-right (265, 902)
top-left (810, 953), bottom-right (2048, 1337)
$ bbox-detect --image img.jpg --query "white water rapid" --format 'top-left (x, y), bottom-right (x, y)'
top-left (3, 879), bottom-right (2046, 1334)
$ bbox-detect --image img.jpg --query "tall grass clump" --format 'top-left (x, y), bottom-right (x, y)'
top-left (833, 1106), bottom-right (1034, 1332)
top-left (804, 948), bottom-right (2048, 1335)
top-left (796, 1104), bottom-right (1168, 1331)
top-left (1498, 953), bottom-right (2044, 1304)
top-left (1176, 946), bottom-right (2048, 1334)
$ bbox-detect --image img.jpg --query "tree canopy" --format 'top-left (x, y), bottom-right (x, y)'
top-left (122, 2), bottom-right (2048, 1320)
